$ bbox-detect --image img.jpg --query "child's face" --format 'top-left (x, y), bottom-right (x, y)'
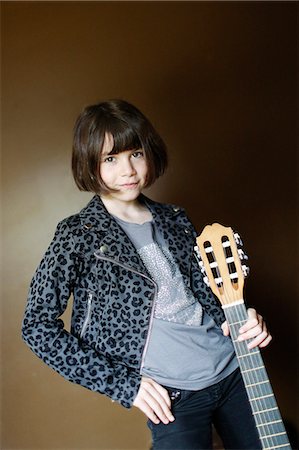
top-left (99, 133), bottom-right (148, 202)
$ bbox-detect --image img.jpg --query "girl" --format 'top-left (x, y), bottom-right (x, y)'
top-left (22, 99), bottom-right (272, 450)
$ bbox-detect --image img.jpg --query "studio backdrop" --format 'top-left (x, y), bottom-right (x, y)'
top-left (2, 2), bottom-right (297, 449)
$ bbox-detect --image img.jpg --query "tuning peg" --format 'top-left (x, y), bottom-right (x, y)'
top-left (242, 264), bottom-right (250, 277)
top-left (194, 245), bottom-right (202, 259)
top-left (198, 261), bottom-right (206, 274)
top-left (198, 259), bottom-right (204, 268)
top-left (233, 232), bottom-right (243, 246)
top-left (238, 249), bottom-right (248, 260)
top-left (203, 276), bottom-right (210, 287)
top-left (194, 246), bottom-right (207, 274)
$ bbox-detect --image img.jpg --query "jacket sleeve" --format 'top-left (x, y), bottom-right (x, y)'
top-left (22, 220), bottom-right (141, 408)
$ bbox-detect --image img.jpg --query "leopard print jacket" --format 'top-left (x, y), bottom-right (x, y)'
top-left (22, 195), bottom-right (225, 408)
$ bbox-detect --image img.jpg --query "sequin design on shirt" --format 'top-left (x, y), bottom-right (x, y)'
top-left (138, 243), bottom-right (203, 326)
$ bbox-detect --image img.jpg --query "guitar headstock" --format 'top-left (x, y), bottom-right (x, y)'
top-left (195, 223), bottom-right (249, 306)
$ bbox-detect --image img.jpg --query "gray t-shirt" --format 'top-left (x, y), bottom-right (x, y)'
top-left (114, 216), bottom-right (238, 390)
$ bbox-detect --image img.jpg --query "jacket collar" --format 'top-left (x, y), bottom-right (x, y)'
top-left (78, 194), bottom-right (183, 231)
top-left (78, 194), bottom-right (195, 282)
top-left (78, 195), bottom-right (112, 231)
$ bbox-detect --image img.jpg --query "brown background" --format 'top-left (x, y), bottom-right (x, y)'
top-left (1, 2), bottom-right (297, 449)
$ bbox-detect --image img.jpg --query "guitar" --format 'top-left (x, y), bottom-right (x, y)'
top-left (195, 223), bottom-right (291, 450)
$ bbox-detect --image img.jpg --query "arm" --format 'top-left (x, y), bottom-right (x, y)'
top-left (22, 220), bottom-right (141, 408)
top-left (221, 307), bottom-right (272, 349)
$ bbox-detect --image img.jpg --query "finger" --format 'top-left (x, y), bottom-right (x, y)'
top-left (248, 332), bottom-right (272, 349)
top-left (133, 378), bottom-right (174, 424)
top-left (143, 382), bottom-right (174, 423)
top-left (239, 308), bottom-right (259, 334)
top-left (258, 334), bottom-right (272, 348)
top-left (239, 312), bottom-right (267, 341)
top-left (144, 390), bottom-right (173, 424)
top-left (134, 394), bottom-right (161, 424)
top-left (247, 330), bottom-right (269, 349)
top-left (152, 382), bottom-right (172, 408)
top-left (238, 323), bottom-right (263, 341)
top-left (221, 321), bottom-right (230, 336)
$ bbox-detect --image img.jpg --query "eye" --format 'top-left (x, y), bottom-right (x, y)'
top-left (131, 150), bottom-right (144, 158)
top-left (103, 156), bottom-right (116, 163)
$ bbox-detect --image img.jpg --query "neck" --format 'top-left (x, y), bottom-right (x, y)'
top-left (100, 194), bottom-right (152, 224)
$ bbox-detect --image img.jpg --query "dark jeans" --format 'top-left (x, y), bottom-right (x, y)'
top-left (147, 368), bottom-right (262, 450)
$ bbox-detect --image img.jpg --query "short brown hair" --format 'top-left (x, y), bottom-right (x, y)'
top-left (72, 99), bottom-right (168, 193)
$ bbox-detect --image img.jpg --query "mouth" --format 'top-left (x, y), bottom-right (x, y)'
top-left (120, 182), bottom-right (139, 189)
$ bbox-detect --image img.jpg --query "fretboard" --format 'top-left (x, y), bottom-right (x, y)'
top-left (223, 301), bottom-right (291, 450)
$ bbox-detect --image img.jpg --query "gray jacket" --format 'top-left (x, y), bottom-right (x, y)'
top-left (22, 195), bottom-right (225, 408)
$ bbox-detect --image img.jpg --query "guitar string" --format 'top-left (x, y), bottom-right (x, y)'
top-left (228, 240), bottom-right (279, 449)
top-left (203, 236), bottom-right (289, 449)
top-left (220, 270), bottom-right (272, 449)
top-left (219, 246), bottom-right (277, 450)
top-left (226, 302), bottom-right (272, 449)
top-left (206, 236), bottom-right (290, 449)
top-left (230, 304), bottom-right (281, 449)
top-left (221, 240), bottom-right (289, 449)
top-left (214, 239), bottom-right (277, 449)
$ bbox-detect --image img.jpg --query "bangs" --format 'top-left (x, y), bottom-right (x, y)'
top-left (107, 121), bottom-right (142, 155)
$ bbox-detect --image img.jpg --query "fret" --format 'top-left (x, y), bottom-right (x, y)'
top-left (228, 319), bottom-right (246, 326)
top-left (250, 394), bottom-right (274, 401)
top-left (240, 363), bottom-right (266, 375)
top-left (257, 422), bottom-right (286, 437)
top-left (257, 420), bottom-right (282, 428)
top-left (244, 381), bottom-right (274, 397)
top-left (242, 365), bottom-right (264, 373)
top-left (250, 395), bottom-right (277, 406)
top-left (240, 367), bottom-right (266, 379)
top-left (237, 352), bottom-right (264, 363)
top-left (251, 409), bottom-right (284, 425)
top-left (253, 407), bottom-right (278, 415)
top-left (237, 350), bottom-right (259, 358)
top-left (259, 431), bottom-right (290, 447)
top-left (242, 371), bottom-right (270, 386)
top-left (249, 399), bottom-right (278, 415)
top-left (245, 380), bottom-right (269, 388)
top-left (263, 444), bottom-right (291, 450)
top-left (260, 433), bottom-right (288, 440)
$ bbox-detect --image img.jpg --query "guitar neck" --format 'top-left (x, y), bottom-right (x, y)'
top-left (223, 301), bottom-right (291, 450)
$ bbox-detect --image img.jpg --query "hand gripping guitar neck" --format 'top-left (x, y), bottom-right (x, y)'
top-left (195, 223), bottom-right (291, 450)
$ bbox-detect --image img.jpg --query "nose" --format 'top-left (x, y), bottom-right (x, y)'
top-left (120, 155), bottom-right (136, 177)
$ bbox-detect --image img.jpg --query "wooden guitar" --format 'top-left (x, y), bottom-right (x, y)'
top-left (195, 223), bottom-right (291, 450)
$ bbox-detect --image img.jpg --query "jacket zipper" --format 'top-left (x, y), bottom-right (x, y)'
top-left (80, 290), bottom-right (94, 339)
top-left (94, 253), bottom-right (157, 372)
